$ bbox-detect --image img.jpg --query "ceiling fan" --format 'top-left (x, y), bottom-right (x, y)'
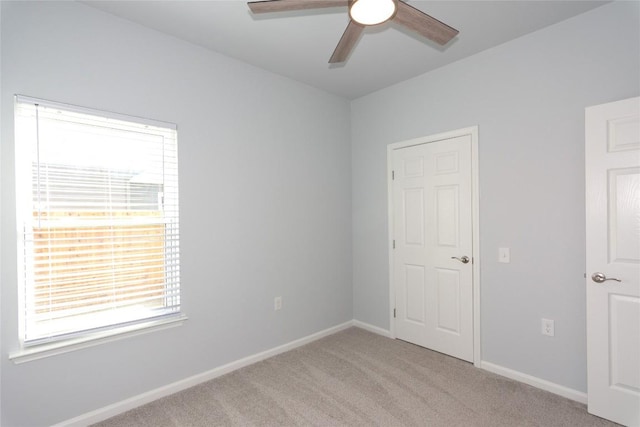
top-left (247, 0), bottom-right (459, 63)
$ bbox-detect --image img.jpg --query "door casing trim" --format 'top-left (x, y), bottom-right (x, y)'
top-left (387, 126), bottom-right (481, 366)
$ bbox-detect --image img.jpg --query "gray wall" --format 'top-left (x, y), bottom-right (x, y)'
top-left (352, 1), bottom-right (639, 393)
top-left (0, 2), bottom-right (3, 423)
top-left (0, 2), bottom-right (352, 425)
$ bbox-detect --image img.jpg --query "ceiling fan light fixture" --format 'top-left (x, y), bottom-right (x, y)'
top-left (349, 0), bottom-right (397, 26)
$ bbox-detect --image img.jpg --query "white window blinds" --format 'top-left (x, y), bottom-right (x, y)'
top-left (14, 95), bottom-right (181, 345)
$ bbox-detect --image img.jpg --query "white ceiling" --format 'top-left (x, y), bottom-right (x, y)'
top-left (81, 0), bottom-right (610, 99)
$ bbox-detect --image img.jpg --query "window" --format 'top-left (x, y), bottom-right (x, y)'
top-left (14, 95), bottom-right (181, 347)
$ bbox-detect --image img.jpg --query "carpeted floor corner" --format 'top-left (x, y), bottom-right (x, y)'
top-left (93, 327), bottom-right (617, 426)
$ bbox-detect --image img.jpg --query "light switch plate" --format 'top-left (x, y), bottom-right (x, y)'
top-left (499, 247), bottom-right (510, 263)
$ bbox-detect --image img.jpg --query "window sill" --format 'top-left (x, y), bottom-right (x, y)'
top-left (9, 314), bottom-right (188, 364)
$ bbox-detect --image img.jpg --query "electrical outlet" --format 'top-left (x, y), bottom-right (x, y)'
top-left (541, 318), bottom-right (554, 336)
top-left (274, 296), bottom-right (282, 311)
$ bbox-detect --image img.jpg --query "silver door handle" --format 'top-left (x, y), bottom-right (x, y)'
top-left (591, 272), bottom-right (622, 283)
top-left (451, 256), bottom-right (470, 264)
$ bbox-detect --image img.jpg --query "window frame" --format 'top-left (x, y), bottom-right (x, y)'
top-left (10, 95), bottom-right (186, 363)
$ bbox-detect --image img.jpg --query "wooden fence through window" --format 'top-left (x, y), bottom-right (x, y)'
top-left (32, 211), bottom-right (167, 315)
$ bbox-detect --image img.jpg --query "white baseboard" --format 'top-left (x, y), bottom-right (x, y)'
top-left (480, 361), bottom-right (587, 404)
top-left (352, 320), bottom-right (392, 338)
top-left (55, 321), bottom-right (353, 427)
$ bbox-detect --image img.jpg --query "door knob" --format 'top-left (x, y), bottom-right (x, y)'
top-left (451, 256), bottom-right (470, 264)
top-left (591, 272), bottom-right (622, 283)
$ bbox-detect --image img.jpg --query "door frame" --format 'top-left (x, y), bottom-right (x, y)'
top-left (387, 126), bottom-right (481, 366)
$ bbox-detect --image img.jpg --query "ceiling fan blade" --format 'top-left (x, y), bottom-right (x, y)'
top-left (329, 20), bottom-right (365, 63)
top-left (393, 1), bottom-right (458, 45)
top-left (248, 0), bottom-right (348, 14)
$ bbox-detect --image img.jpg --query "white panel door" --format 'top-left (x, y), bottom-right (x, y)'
top-left (586, 97), bottom-right (640, 426)
top-left (392, 135), bottom-right (473, 362)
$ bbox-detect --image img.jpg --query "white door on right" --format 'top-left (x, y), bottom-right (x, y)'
top-left (586, 96), bottom-right (640, 426)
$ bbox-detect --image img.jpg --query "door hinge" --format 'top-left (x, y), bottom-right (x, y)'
top-left (392, 170), bottom-right (395, 180)
top-left (393, 240), bottom-right (396, 249)
top-left (393, 308), bottom-right (396, 318)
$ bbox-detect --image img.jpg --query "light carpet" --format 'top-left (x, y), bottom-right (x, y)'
top-left (93, 327), bottom-right (616, 426)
